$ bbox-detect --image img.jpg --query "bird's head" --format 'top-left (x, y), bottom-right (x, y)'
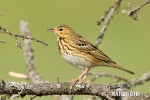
top-left (47, 25), bottom-right (74, 38)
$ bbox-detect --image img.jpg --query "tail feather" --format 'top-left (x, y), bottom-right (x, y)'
top-left (109, 63), bottom-right (135, 75)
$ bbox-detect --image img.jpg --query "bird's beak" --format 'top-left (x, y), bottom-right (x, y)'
top-left (47, 28), bottom-right (54, 32)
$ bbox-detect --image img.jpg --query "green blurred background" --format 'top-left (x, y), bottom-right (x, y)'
top-left (0, 0), bottom-right (150, 99)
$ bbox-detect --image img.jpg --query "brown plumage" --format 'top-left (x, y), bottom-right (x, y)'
top-left (48, 25), bottom-right (134, 83)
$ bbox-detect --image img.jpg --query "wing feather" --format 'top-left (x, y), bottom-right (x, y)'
top-left (72, 34), bottom-right (115, 63)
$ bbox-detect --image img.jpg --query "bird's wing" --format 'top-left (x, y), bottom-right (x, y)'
top-left (72, 34), bottom-right (115, 63)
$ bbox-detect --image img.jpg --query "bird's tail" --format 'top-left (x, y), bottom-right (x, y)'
top-left (108, 63), bottom-right (135, 75)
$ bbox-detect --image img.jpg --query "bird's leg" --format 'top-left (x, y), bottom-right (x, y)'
top-left (72, 68), bottom-right (90, 83)
top-left (82, 73), bottom-right (87, 82)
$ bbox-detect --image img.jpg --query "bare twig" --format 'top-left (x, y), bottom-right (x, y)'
top-left (87, 72), bottom-right (131, 84)
top-left (0, 25), bottom-right (48, 47)
top-left (56, 77), bottom-right (59, 84)
top-left (96, 0), bottom-right (122, 47)
top-left (9, 72), bottom-right (28, 79)
top-left (14, 36), bottom-right (22, 49)
top-left (131, 71), bottom-right (150, 86)
top-left (21, 20), bottom-right (46, 82)
top-left (122, 0), bottom-right (150, 20)
top-left (0, 40), bottom-right (5, 43)
top-left (87, 71), bottom-right (150, 89)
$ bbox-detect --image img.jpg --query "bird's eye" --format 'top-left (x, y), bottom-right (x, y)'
top-left (59, 28), bottom-right (63, 31)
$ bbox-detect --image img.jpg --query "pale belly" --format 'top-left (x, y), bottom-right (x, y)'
top-left (62, 53), bottom-right (92, 70)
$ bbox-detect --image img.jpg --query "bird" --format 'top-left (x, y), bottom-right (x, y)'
top-left (47, 25), bottom-right (134, 83)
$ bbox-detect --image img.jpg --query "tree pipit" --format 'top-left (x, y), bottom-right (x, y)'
top-left (47, 25), bottom-right (134, 83)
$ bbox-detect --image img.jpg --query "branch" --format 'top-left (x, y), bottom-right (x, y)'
top-left (0, 80), bottom-right (150, 100)
top-left (95, 0), bottom-right (122, 47)
top-left (122, 0), bottom-right (150, 20)
top-left (20, 20), bottom-right (45, 82)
